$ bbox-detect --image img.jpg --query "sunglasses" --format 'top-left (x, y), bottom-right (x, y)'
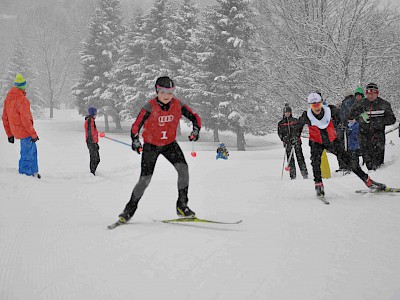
top-left (310, 102), bottom-right (323, 109)
top-left (365, 89), bottom-right (378, 95)
top-left (156, 85), bottom-right (175, 94)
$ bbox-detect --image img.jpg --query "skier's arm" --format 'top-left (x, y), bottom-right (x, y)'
top-left (2, 105), bottom-right (12, 138)
top-left (181, 101), bottom-right (201, 141)
top-left (347, 101), bottom-right (363, 120)
top-left (19, 97), bottom-right (38, 139)
top-left (296, 111), bottom-right (308, 134)
top-left (181, 101), bottom-right (201, 131)
top-left (330, 105), bottom-right (342, 126)
top-left (383, 102), bottom-right (396, 126)
top-left (277, 122), bottom-right (284, 141)
top-left (131, 103), bottom-right (151, 139)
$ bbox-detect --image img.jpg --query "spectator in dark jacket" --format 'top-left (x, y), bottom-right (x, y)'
top-left (347, 83), bottom-right (396, 170)
top-left (85, 107), bottom-right (100, 175)
top-left (278, 104), bottom-right (308, 179)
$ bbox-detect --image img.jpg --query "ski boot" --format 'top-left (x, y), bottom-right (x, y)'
top-left (365, 176), bottom-right (386, 191)
top-left (118, 202), bottom-right (138, 223)
top-left (315, 182), bottom-right (325, 197)
top-left (176, 187), bottom-right (196, 217)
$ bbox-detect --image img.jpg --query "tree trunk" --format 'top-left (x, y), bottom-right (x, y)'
top-left (213, 124), bottom-right (219, 142)
top-left (360, 38), bottom-right (367, 86)
top-left (104, 114), bottom-right (110, 133)
top-left (50, 102), bottom-right (54, 118)
top-left (236, 127), bottom-right (245, 151)
top-left (49, 89), bottom-right (54, 118)
top-left (112, 114), bottom-right (122, 131)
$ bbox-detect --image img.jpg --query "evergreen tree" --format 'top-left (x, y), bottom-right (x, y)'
top-left (131, 0), bottom-right (175, 107)
top-left (72, 0), bottom-right (125, 130)
top-left (0, 40), bottom-right (44, 118)
top-left (196, 0), bottom-right (261, 150)
top-left (169, 0), bottom-right (200, 91)
top-left (104, 10), bottom-right (147, 120)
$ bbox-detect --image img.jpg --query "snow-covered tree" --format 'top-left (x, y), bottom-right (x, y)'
top-left (103, 10), bottom-right (147, 123)
top-left (168, 0), bottom-right (200, 89)
top-left (129, 0), bottom-right (175, 108)
top-left (253, 0), bottom-right (400, 119)
top-left (194, 0), bottom-right (261, 150)
top-left (72, 0), bottom-right (125, 130)
top-left (0, 40), bottom-right (44, 118)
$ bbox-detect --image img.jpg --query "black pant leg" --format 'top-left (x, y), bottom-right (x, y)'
top-left (372, 134), bottom-right (385, 168)
top-left (335, 128), bottom-right (347, 169)
top-left (359, 133), bottom-right (374, 170)
top-left (310, 142), bottom-right (324, 183)
top-left (327, 139), bottom-right (368, 182)
top-left (125, 143), bottom-right (161, 213)
top-left (294, 144), bottom-right (308, 176)
top-left (162, 141), bottom-right (189, 190)
top-left (285, 145), bottom-right (296, 178)
top-left (87, 143), bottom-right (100, 174)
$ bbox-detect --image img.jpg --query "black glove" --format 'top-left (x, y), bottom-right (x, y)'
top-left (282, 136), bottom-right (290, 144)
top-left (8, 136), bottom-right (14, 144)
top-left (189, 127), bottom-right (200, 141)
top-left (131, 135), bottom-right (142, 154)
top-left (31, 136), bottom-right (39, 143)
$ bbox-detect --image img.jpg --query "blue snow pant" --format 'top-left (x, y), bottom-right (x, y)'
top-left (19, 137), bottom-right (39, 176)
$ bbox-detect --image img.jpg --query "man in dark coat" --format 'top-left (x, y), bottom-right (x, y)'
top-left (347, 83), bottom-right (396, 170)
top-left (278, 104), bottom-right (308, 179)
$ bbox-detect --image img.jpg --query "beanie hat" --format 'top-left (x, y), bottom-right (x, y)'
top-left (155, 76), bottom-right (175, 92)
top-left (307, 92), bottom-right (322, 103)
top-left (88, 107), bottom-right (97, 116)
top-left (365, 82), bottom-right (378, 93)
top-left (354, 86), bottom-right (364, 96)
top-left (14, 73), bottom-right (26, 90)
top-left (283, 103), bottom-right (292, 114)
top-left (343, 88), bottom-right (353, 97)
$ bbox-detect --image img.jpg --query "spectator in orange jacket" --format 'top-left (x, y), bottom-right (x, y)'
top-left (2, 74), bottom-right (40, 178)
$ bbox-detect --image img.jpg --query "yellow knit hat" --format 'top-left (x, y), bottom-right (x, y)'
top-left (14, 73), bottom-right (26, 90)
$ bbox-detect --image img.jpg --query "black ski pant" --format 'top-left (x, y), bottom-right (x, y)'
top-left (359, 131), bottom-right (385, 170)
top-left (310, 139), bottom-right (368, 184)
top-left (87, 142), bottom-right (100, 174)
top-left (285, 143), bottom-right (308, 179)
top-left (124, 141), bottom-right (189, 214)
top-left (335, 127), bottom-right (348, 170)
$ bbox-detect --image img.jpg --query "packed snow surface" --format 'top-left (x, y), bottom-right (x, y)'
top-left (1, 109), bottom-right (400, 300)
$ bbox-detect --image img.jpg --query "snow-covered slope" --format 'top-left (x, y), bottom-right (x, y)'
top-left (1, 109), bottom-right (400, 300)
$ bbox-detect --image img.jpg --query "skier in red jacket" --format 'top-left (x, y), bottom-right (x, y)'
top-left (118, 76), bottom-right (201, 223)
top-left (297, 92), bottom-right (386, 198)
top-left (84, 107), bottom-right (100, 175)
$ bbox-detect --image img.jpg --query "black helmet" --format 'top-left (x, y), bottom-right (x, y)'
top-left (155, 76), bottom-right (174, 92)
